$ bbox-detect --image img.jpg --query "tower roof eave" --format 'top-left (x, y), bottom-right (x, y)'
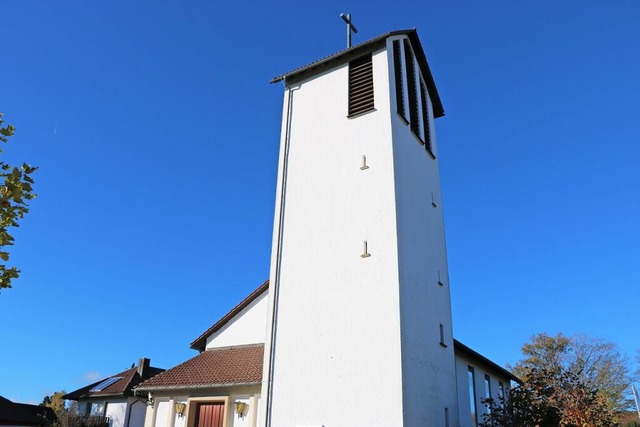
top-left (270, 29), bottom-right (444, 118)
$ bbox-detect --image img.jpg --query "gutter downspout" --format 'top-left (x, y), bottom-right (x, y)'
top-left (264, 82), bottom-right (298, 427)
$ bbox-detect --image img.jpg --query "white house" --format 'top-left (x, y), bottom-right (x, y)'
top-left (63, 358), bottom-right (165, 427)
top-left (136, 283), bottom-right (516, 427)
top-left (135, 282), bottom-right (269, 427)
top-left (134, 28), bottom-right (518, 427)
top-left (455, 340), bottom-right (517, 427)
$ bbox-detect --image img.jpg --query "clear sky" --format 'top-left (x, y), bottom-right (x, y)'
top-left (2, 0), bottom-right (639, 404)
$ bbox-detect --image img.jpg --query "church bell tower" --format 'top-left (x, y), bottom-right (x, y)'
top-left (260, 29), bottom-right (459, 427)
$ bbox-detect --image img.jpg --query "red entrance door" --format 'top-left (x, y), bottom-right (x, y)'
top-left (195, 402), bottom-right (225, 427)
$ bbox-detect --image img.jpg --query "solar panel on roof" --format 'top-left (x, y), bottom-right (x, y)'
top-left (89, 376), bottom-right (122, 392)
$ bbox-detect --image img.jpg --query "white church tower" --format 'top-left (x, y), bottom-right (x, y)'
top-left (260, 29), bottom-right (459, 427)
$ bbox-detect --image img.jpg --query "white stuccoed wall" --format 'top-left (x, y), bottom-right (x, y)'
top-left (173, 400), bottom-right (186, 427)
top-left (387, 35), bottom-right (459, 426)
top-left (105, 401), bottom-right (127, 427)
top-left (260, 33), bottom-right (458, 426)
top-left (127, 399), bottom-right (148, 427)
top-left (229, 396), bottom-right (252, 427)
top-left (79, 399), bottom-right (133, 426)
top-left (144, 390), bottom-right (261, 427)
top-left (205, 291), bottom-right (269, 349)
top-left (153, 401), bottom-right (170, 427)
top-left (455, 352), bottom-right (513, 427)
top-left (78, 401), bottom-right (89, 416)
top-left (261, 47), bottom-right (403, 427)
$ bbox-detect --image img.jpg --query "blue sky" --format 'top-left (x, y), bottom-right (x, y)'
top-left (2, 0), bottom-right (639, 404)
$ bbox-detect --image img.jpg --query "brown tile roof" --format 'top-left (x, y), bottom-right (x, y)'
top-left (63, 363), bottom-right (164, 400)
top-left (190, 280), bottom-right (269, 352)
top-left (135, 345), bottom-right (264, 391)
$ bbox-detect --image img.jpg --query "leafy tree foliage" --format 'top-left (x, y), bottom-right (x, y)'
top-left (617, 410), bottom-right (640, 427)
top-left (511, 333), bottom-right (634, 412)
top-left (41, 391), bottom-right (67, 416)
top-left (0, 113), bottom-right (37, 290)
top-left (41, 391), bottom-right (77, 427)
top-left (481, 367), bottom-right (618, 427)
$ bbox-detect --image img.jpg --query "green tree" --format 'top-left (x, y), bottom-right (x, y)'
top-left (511, 333), bottom-right (634, 412)
top-left (0, 113), bottom-right (37, 290)
top-left (481, 367), bottom-right (618, 427)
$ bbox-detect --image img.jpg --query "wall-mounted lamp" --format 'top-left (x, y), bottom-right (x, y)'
top-left (146, 392), bottom-right (154, 407)
top-left (234, 401), bottom-right (246, 419)
top-left (175, 403), bottom-right (186, 418)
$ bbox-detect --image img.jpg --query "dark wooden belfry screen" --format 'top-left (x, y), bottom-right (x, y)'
top-left (392, 40), bottom-right (405, 119)
top-left (348, 54), bottom-right (374, 116)
top-left (420, 78), bottom-right (432, 152)
top-left (403, 40), bottom-right (420, 139)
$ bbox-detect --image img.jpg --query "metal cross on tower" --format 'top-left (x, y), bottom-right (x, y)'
top-left (340, 13), bottom-right (358, 48)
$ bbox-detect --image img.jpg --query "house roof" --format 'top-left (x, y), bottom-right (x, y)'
top-left (271, 29), bottom-right (444, 118)
top-left (454, 339), bottom-right (521, 384)
top-left (0, 396), bottom-right (57, 426)
top-left (63, 361), bottom-right (165, 400)
top-left (188, 281), bottom-right (519, 389)
top-left (190, 280), bottom-right (269, 352)
top-left (135, 344), bottom-right (264, 391)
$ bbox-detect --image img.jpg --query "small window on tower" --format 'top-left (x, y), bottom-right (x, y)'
top-left (348, 54), bottom-right (374, 117)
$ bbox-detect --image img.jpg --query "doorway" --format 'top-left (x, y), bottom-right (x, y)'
top-left (194, 402), bottom-right (225, 427)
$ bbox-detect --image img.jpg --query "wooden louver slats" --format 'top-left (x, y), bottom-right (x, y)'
top-left (393, 40), bottom-right (405, 119)
top-left (393, 37), bottom-right (436, 156)
top-left (348, 54), bottom-right (374, 116)
top-left (420, 78), bottom-right (432, 152)
top-left (404, 40), bottom-right (420, 139)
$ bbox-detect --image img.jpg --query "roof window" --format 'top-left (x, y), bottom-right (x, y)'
top-left (89, 377), bottom-right (123, 392)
